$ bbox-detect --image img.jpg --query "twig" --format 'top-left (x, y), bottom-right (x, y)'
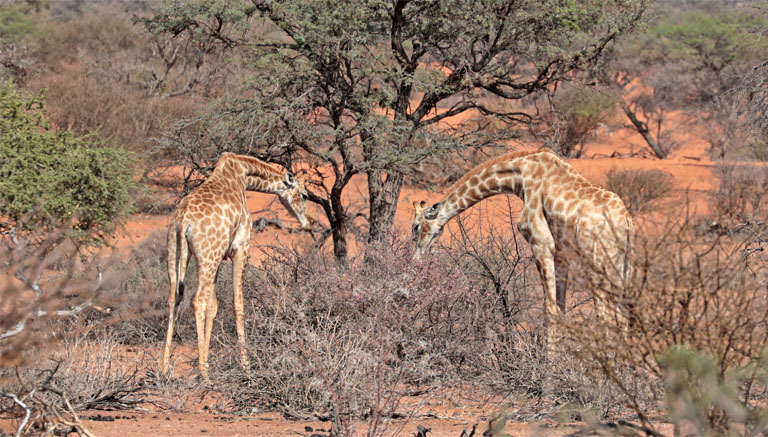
top-left (42, 369), bottom-right (96, 437)
top-left (1, 391), bottom-right (31, 437)
top-left (459, 424), bottom-right (477, 437)
top-left (0, 302), bottom-right (111, 340)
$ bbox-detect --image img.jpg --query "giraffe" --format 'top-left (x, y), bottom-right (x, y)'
top-left (162, 152), bottom-right (312, 381)
top-left (411, 150), bottom-right (633, 348)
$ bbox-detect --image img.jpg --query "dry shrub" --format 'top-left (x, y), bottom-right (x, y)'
top-left (0, 228), bottom-right (159, 436)
top-left (604, 168), bottom-right (674, 214)
top-left (107, 230), bottom-right (176, 345)
top-left (0, 333), bottom-right (152, 436)
top-left (146, 229), bottom-right (549, 435)
top-left (538, 85), bottom-right (617, 158)
top-left (0, 229), bottom-right (124, 367)
top-left (195, 234), bottom-right (489, 435)
top-left (439, 201), bottom-right (547, 398)
top-left (559, 209), bottom-right (768, 434)
top-left (38, 71), bottom-right (198, 158)
top-left (26, 12), bottom-right (203, 161)
top-left (711, 163), bottom-right (768, 227)
top-left (32, 12), bottom-right (141, 69)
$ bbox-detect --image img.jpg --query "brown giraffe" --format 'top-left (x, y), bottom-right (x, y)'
top-left (412, 150), bottom-right (633, 347)
top-left (162, 152), bottom-right (312, 381)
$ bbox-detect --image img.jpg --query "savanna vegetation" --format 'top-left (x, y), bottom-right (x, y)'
top-left (2, 0), bottom-right (768, 435)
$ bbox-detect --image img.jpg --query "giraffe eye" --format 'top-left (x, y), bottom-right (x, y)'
top-left (412, 223), bottom-right (419, 233)
top-left (300, 193), bottom-right (308, 200)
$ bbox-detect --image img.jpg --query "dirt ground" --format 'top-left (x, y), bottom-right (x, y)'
top-left (6, 125), bottom-right (716, 436)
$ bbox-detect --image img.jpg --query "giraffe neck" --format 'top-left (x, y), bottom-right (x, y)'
top-left (437, 159), bottom-right (527, 226)
top-left (215, 153), bottom-right (286, 194)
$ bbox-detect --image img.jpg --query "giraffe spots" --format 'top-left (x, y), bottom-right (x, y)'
top-left (467, 188), bottom-right (482, 203)
top-left (486, 177), bottom-right (500, 192)
top-left (457, 184), bottom-right (469, 198)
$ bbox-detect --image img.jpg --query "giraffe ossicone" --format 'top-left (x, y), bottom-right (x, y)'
top-left (411, 150), bottom-right (633, 350)
top-left (162, 152), bottom-right (311, 381)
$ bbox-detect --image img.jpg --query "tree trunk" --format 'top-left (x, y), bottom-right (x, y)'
top-left (330, 182), bottom-right (348, 261)
top-left (617, 96), bottom-right (667, 159)
top-left (367, 169), bottom-right (404, 242)
top-left (332, 223), bottom-right (348, 260)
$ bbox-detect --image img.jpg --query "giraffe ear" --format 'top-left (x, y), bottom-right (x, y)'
top-left (284, 171), bottom-right (296, 188)
top-left (424, 202), bottom-right (441, 220)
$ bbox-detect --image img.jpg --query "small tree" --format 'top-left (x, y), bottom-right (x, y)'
top-left (0, 81), bottom-right (135, 247)
top-left (539, 85), bottom-right (617, 157)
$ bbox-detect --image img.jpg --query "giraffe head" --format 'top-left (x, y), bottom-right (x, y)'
top-left (412, 200), bottom-right (443, 261)
top-left (278, 172), bottom-right (312, 231)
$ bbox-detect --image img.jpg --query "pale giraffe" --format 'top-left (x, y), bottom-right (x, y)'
top-left (412, 150), bottom-right (633, 346)
top-left (162, 152), bottom-right (312, 381)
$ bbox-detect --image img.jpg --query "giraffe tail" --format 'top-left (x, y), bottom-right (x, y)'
top-left (172, 223), bottom-right (190, 322)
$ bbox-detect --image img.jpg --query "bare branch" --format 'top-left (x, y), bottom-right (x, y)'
top-left (0, 391), bottom-right (31, 437)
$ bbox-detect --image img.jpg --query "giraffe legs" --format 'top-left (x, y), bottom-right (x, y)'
top-left (520, 214), bottom-right (560, 349)
top-left (232, 246), bottom-right (250, 370)
top-left (162, 225), bottom-right (190, 376)
top-left (531, 244), bottom-right (559, 347)
top-left (194, 264), bottom-right (217, 383)
top-left (519, 212), bottom-right (561, 396)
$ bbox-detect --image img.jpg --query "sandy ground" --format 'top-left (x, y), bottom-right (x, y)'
top-left (2, 122), bottom-right (720, 436)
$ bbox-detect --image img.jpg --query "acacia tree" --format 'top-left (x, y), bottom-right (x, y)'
top-left (599, 2), bottom-right (768, 159)
top-left (146, 0), bottom-right (647, 259)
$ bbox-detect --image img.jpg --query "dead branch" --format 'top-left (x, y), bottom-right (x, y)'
top-left (0, 391), bottom-right (31, 437)
top-left (0, 303), bottom-right (111, 340)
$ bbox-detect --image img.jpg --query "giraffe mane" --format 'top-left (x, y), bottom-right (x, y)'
top-left (444, 149), bottom-right (551, 194)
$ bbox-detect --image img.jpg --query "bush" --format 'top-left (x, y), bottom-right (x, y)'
top-left (26, 12), bottom-right (201, 159)
top-left (0, 333), bottom-right (152, 436)
top-left (560, 209), bottom-right (768, 434)
top-left (604, 168), bottom-right (674, 214)
top-left (711, 163), bottom-right (768, 227)
top-left (544, 85), bottom-right (617, 158)
top-left (0, 81), bottom-right (135, 246)
top-left (0, 1), bottom-right (42, 43)
top-left (131, 227), bottom-right (542, 434)
top-left (202, 235), bottom-right (486, 434)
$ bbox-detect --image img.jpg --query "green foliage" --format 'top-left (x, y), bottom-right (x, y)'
top-left (652, 7), bottom-right (766, 68)
top-left (661, 345), bottom-right (768, 435)
top-left (0, 1), bottom-right (43, 42)
top-left (0, 81), bottom-right (135, 246)
top-left (134, 0), bottom-right (256, 37)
